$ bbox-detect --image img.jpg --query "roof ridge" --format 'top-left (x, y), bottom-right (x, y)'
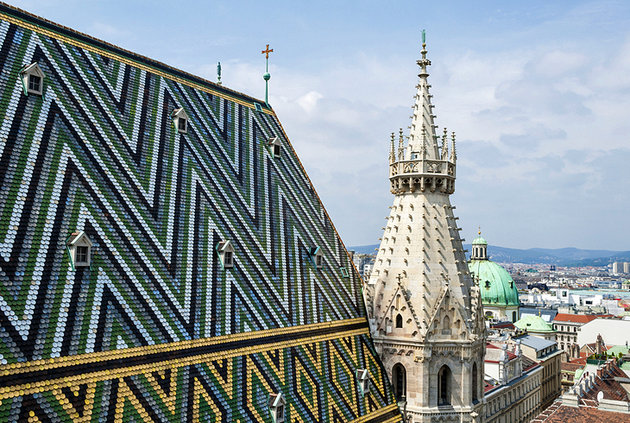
top-left (0, 1), bottom-right (271, 111)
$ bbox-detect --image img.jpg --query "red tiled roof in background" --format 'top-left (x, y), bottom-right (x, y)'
top-left (553, 314), bottom-right (601, 324)
top-left (532, 401), bottom-right (630, 422)
top-left (561, 361), bottom-right (584, 372)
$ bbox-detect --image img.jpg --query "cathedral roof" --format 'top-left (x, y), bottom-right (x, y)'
top-left (514, 315), bottom-right (555, 333)
top-left (469, 258), bottom-right (519, 307)
top-left (0, 3), bottom-right (400, 421)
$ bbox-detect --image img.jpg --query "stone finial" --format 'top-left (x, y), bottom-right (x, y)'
top-left (389, 132), bottom-right (395, 163)
top-left (441, 127), bottom-right (448, 160)
top-left (450, 131), bottom-right (457, 162)
top-left (398, 128), bottom-right (405, 160)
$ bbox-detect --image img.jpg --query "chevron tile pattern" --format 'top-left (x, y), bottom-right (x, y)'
top-left (0, 3), bottom-right (400, 422)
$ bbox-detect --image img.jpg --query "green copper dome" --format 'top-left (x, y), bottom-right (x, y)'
top-left (472, 235), bottom-right (487, 245)
top-left (514, 314), bottom-right (555, 333)
top-left (469, 259), bottom-right (519, 307)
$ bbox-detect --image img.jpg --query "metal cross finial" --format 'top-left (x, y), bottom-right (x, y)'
top-left (396, 273), bottom-right (404, 284)
top-left (217, 61), bottom-right (222, 86)
top-left (262, 44), bottom-right (274, 59)
top-left (261, 44), bottom-right (274, 105)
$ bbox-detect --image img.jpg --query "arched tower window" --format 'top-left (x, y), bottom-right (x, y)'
top-left (472, 363), bottom-right (478, 403)
top-left (512, 311), bottom-right (517, 323)
top-left (438, 365), bottom-right (452, 406)
top-left (395, 314), bottom-right (403, 328)
top-left (392, 363), bottom-right (406, 401)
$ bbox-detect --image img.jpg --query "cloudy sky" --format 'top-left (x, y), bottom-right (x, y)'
top-left (11, 0), bottom-right (630, 250)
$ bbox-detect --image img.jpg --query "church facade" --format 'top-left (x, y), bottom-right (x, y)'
top-left (365, 39), bottom-right (486, 423)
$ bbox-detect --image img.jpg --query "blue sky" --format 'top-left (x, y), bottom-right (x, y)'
top-left (10, 0), bottom-right (630, 250)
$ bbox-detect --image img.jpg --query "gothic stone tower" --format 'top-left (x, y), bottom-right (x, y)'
top-left (365, 39), bottom-right (486, 423)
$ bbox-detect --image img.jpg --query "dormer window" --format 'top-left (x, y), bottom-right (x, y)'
top-left (356, 369), bottom-right (370, 395)
top-left (67, 231), bottom-right (92, 269)
top-left (267, 136), bottom-right (282, 158)
top-left (172, 108), bottom-right (188, 134)
top-left (216, 240), bottom-right (235, 269)
top-left (308, 246), bottom-right (323, 269)
top-left (21, 63), bottom-right (45, 96)
top-left (268, 392), bottom-right (285, 423)
top-left (340, 266), bottom-right (349, 278)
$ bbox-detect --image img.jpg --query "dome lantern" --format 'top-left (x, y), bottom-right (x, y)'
top-left (471, 228), bottom-right (488, 260)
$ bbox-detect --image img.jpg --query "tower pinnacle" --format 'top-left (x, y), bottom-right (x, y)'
top-left (407, 30), bottom-right (439, 159)
top-left (388, 31), bottom-right (457, 196)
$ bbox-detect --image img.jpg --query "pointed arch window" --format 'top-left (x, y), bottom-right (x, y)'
top-left (442, 315), bottom-right (451, 335)
top-left (392, 363), bottom-right (406, 401)
top-left (438, 365), bottom-right (452, 406)
top-left (21, 63), bottom-right (45, 96)
top-left (395, 314), bottom-right (403, 328)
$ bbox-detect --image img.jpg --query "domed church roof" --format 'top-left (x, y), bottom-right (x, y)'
top-left (469, 259), bottom-right (520, 307)
top-left (472, 235), bottom-right (487, 245)
top-left (468, 230), bottom-right (519, 307)
top-left (514, 314), bottom-right (555, 333)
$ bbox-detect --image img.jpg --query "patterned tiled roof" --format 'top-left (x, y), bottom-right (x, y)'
top-left (0, 2), bottom-right (401, 422)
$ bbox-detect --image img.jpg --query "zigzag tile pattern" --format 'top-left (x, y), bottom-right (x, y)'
top-left (0, 4), bottom-right (399, 421)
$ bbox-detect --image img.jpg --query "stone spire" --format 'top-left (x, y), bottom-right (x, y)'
top-left (408, 31), bottom-right (439, 160)
top-left (365, 31), bottom-right (485, 423)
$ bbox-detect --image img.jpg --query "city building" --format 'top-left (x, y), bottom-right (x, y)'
top-left (468, 232), bottom-right (520, 323)
top-left (514, 314), bottom-right (556, 341)
top-left (552, 313), bottom-right (600, 356)
top-left (519, 307), bottom-right (557, 323)
top-left (0, 3), bottom-right (401, 422)
top-left (533, 358), bottom-right (630, 422)
top-left (365, 37), bottom-right (486, 423)
top-left (611, 261), bottom-right (630, 275)
top-left (483, 342), bottom-right (543, 423)
top-left (577, 318), bottom-right (630, 347)
top-left (513, 334), bottom-right (562, 409)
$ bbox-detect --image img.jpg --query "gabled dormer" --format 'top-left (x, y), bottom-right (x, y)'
top-left (172, 108), bottom-right (189, 134)
top-left (356, 369), bottom-right (370, 395)
top-left (21, 62), bottom-right (45, 96)
top-left (267, 136), bottom-right (282, 158)
top-left (216, 240), bottom-right (235, 269)
top-left (308, 246), bottom-right (323, 269)
top-left (66, 231), bottom-right (92, 269)
top-left (268, 392), bottom-right (285, 423)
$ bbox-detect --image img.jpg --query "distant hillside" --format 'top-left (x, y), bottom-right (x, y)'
top-left (349, 244), bottom-right (630, 266)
